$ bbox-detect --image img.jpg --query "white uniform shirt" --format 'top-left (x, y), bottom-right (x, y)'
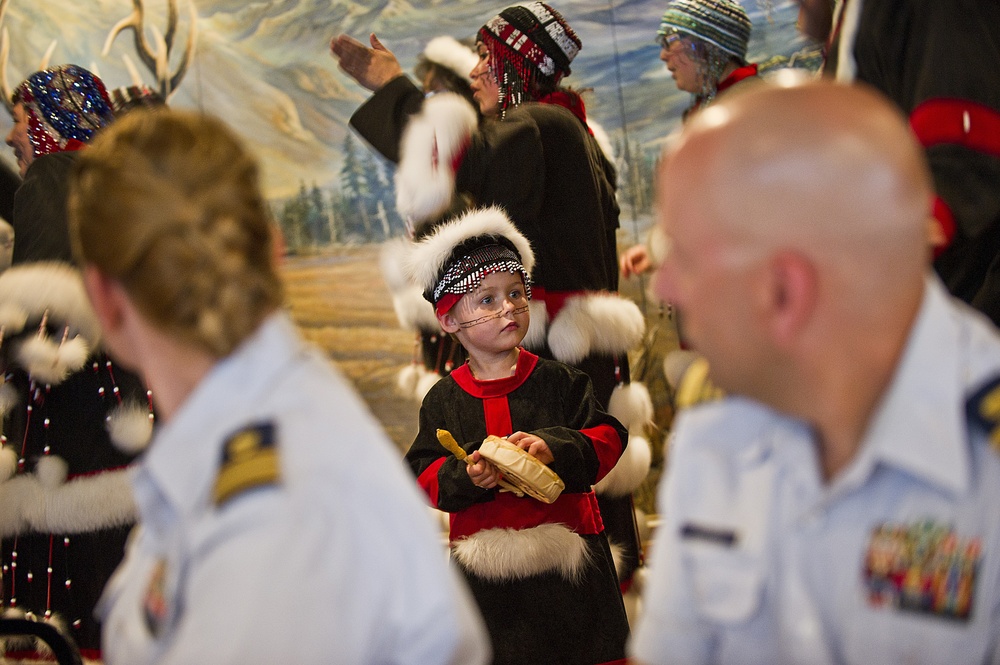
top-left (98, 313), bottom-right (488, 665)
top-left (631, 278), bottom-right (1000, 665)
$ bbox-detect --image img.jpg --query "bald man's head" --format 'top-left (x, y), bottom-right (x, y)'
top-left (653, 80), bottom-right (933, 399)
top-left (659, 79), bottom-right (932, 291)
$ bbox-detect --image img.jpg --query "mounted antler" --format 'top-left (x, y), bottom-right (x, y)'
top-left (102, 0), bottom-right (198, 100)
top-left (0, 0), bottom-right (59, 112)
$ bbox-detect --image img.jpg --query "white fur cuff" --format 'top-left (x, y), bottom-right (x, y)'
top-left (395, 92), bottom-right (479, 226)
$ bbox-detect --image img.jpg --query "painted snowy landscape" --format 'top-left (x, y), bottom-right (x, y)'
top-left (0, 0), bottom-right (817, 246)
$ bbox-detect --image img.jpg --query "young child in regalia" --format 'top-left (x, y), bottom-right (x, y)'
top-left (404, 206), bottom-right (630, 665)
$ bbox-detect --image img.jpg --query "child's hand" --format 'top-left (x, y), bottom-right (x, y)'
top-left (467, 450), bottom-right (502, 489)
top-left (506, 432), bottom-right (554, 465)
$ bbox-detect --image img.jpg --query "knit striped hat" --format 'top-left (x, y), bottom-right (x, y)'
top-left (658, 0), bottom-right (752, 62)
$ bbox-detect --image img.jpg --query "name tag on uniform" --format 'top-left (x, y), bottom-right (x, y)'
top-left (863, 520), bottom-right (981, 622)
top-left (680, 522), bottom-right (738, 547)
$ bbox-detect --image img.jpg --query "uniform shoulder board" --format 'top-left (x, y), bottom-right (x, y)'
top-left (674, 356), bottom-right (724, 410)
top-left (213, 421), bottom-right (281, 507)
top-left (966, 375), bottom-right (1000, 454)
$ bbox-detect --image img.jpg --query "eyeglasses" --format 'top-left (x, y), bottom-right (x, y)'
top-left (658, 30), bottom-right (685, 50)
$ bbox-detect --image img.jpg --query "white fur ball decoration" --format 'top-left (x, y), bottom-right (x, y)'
top-left (0, 446), bottom-right (18, 482)
top-left (106, 402), bottom-right (154, 454)
top-left (0, 302), bottom-right (29, 334)
top-left (415, 369), bottom-right (442, 401)
top-left (0, 380), bottom-right (20, 418)
top-left (35, 454), bottom-right (69, 489)
top-left (396, 364), bottom-right (422, 399)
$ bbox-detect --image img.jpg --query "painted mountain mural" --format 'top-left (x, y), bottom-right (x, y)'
top-left (0, 0), bottom-right (818, 246)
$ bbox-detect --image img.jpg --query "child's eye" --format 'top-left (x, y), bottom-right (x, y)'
top-left (480, 296), bottom-right (494, 306)
top-left (509, 289), bottom-right (523, 300)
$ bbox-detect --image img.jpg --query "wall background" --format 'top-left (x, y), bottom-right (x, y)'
top-left (0, 0), bottom-right (818, 246)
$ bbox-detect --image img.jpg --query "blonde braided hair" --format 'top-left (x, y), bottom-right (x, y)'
top-left (69, 109), bottom-right (284, 358)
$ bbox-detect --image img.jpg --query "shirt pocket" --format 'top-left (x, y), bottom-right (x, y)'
top-left (684, 546), bottom-right (765, 624)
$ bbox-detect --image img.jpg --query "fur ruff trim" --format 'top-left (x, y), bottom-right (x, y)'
top-left (609, 540), bottom-right (626, 581)
top-left (546, 293), bottom-right (645, 364)
top-left (396, 363), bottom-right (422, 398)
top-left (396, 288), bottom-right (439, 332)
top-left (521, 299), bottom-right (549, 351)
top-left (587, 117), bottom-right (616, 167)
top-left (380, 239), bottom-right (440, 331)
top-left (594, 433), bottom-right (651, 497)
top-left (451, 523), bottom-right (591, 582)
top-left (415, 369), bottom-right (442, 401)
top-left (0, 262), bottom-right (101, 343)
top-left (422, 36), bottom-right (478, 83)
top-left (16, 335), bottom-right (90, 385)
top-left (106, 402), bottom-right (154, 454)
top-left (607, 381), bottom-right (654, 434)
top-left (395, 92), bottom-right (479, 225)
top-left (405, 206), bottom-right (535, 293)
top-left (0, 466), bottom-right (137, 537)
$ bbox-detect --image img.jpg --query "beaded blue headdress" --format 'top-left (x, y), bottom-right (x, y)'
top-left (13, 65), bottom-right (115, 157)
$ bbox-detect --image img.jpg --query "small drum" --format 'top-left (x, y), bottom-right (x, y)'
top-left (478, 435), bottom-right (565, 504)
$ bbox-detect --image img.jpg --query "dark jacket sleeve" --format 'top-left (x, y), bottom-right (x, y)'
top-left (348, 75), bottom-right (426, 163)
top-left (11, 152), bottom-right (76, 265)
top-left (405, 380), bottom-right (495, 513)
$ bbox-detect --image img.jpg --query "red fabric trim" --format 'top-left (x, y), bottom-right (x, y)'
top-left (450, 349), bottom-right (539, 398)
top-left (4, 649), bottom-right (103, 660)
top-left (910, 99), bottom-right (1000, 157)
top-left (483, 396), bottom-right (513, 437)
top-left (931, 195), bottom-right (956, 258)
top-left (538, 90), bottom-right (592, 134)
top-left (583, 423), bottom-right (624, 483)
top-left (450, 489), bottom-right (604, 540)
top-left (717, 63), bottom-right (758, 95)
top-left (450, 139), bottom-right (469, 174)
top-left (66, 463), bottom-right (131, 481)
top-left (417, 457), bottom-right (447, 508)
top-left (435, 293), bottom-right (461, 316)
top-left (62, 138), bottom-right (86, 152)
top-left (530, 286), bottom-right (589, 321)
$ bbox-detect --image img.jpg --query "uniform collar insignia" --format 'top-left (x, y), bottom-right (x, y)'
top-left (213, 421), bottom-right (280, 507)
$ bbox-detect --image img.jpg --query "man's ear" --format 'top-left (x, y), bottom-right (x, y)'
top-left (82, 265), bottom-right (127, 335)
top-left (436, 308), bottom-right (461, 334)
top-left (764, 250), bottom-right (817, 347)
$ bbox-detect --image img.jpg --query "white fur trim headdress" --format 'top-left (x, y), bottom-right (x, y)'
top-left (421, 36), bottom-right (478, 84)
top-left (404, 206), bottom-right (535, 314)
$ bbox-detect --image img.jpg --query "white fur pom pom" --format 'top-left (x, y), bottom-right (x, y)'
top-left (396, 364), bottom-right (421, 399)
top-left (0, 302), bottom-right (29, 333)
top-left (0, 446), bottom-right (18, 482)
top-left (663, 349), bottom-right (700, 390)
top-left (17, 336), bottom-right (63, 384)
top-left (106, 402), bottom-right (154, 454)
top-left (607, 381), bottom-right (654, 434)
top-left (415, 369), bottom-right (442, 401)
top-left (594, 433), bottom-right (652, 497)
top-left (55, 336), bottom-right (90, 375)
top-left (0, 380), bottom-right (20, 418)
top-left (35, 454), bottom-right (68, 489)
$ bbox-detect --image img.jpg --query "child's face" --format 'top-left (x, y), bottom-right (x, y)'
top-left (449, 271), bottom-right (529, 353)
